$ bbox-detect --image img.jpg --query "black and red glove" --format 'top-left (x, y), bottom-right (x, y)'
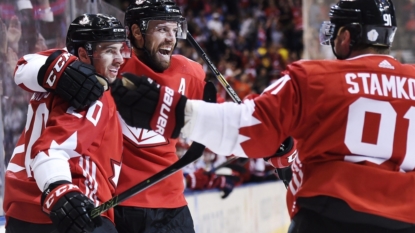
top-left (264, 136), bottom-right (298, 169)
top-left (210, 174), bottom-right (240, 199)
top-left (41, 181), bottom-right (102, 233)
top-left (185, 168), bottom-right (215, 190)
top-left (110, 73), bottom-right (188, 138)
top-left (38, 50), bottom-right (108, 109)
top-left (275, 166), bottom-right (292, 188)
top-left (185, 167), bottom-right (242, 199)
top-left (263, 137), bottom-right (297, 188)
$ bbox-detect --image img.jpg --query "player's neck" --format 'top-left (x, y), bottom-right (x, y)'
top-left (347, 48), bottom-right (383, 59)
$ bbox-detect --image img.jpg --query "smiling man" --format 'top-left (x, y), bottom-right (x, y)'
top-left (111, 1), bottom-right (207, 232)
top-left (4, 13), bottom-right (128, 233)
top-left (92, 42), bottom-right (125, 81)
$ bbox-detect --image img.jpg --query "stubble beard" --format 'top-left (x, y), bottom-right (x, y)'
top-left (149, 50), bottom-right (171, 72)
top-left (139, 42), bottom-right (172, 73)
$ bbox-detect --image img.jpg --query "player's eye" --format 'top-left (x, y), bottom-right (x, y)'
top-left (104, 48), bottom-right (115, 54)
top-left (157, 26), bottom-right (168, 32)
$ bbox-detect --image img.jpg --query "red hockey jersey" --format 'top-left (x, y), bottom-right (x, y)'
top-left (184, 54), bottom-right (415, 224)
top-left (11, 50), bottom-right (206, 209)
top-left (5, 50), bottom-right (123, 224)
top-left (116, 53), bottom-right (205, 208)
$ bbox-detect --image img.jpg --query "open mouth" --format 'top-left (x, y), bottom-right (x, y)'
top-left (109, 68), bottom-right (118, 76)
top-left (159, 49), bottom-right (170, 55)
top-left (158, 46), bottom-right (172, 56)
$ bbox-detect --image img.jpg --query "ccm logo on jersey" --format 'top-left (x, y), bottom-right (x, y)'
top-left (45, 52), bottom-right (73, 89)
top-left (42, 183), bottom-right (80, 214)
top-left (155, 87), bottom-right (175, 135)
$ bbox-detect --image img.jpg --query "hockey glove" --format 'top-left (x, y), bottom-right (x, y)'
top-left (212, 175), bottom-right (239, 199)
top-left (185, 168), bottom-right (239, 199)
top-left (111, 72), bottom-right (188, 138)
top-left (41, 181), bottom-right (102, 233)
top-left (264, 136), bottom-right (298, 168)
top-left (275, 166), bottom-right (293, 188)
top-left (185, 168), bottom-right (215, 190)
top-left (38, 50), bottom-right (108, 110)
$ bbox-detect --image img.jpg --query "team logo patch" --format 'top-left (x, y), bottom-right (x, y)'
top-left (79, 16), bottom-right (90, 25)
top-left (367, 29), bottom-right (379, 42)
top-left (119, 113), bottom-right (168, 147)
top-left (85, 43), bottom-right (92, 51)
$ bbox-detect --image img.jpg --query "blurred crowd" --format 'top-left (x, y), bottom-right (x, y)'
top-left (397, 0), bottom-right (415, 62)
top-left (0, 0), bottom-right (67, 166)
top-left (305, 0), bottom-right (415, 61)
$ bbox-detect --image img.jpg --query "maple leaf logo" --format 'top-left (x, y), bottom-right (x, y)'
top-left (118, 114), bottom-right (168, 147)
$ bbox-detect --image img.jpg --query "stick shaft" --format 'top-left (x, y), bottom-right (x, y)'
top-left (186, 31), bottom-right (242, 104)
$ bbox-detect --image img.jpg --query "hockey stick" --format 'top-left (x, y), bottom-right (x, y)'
top-left (186, 31), bottom-right (242, 104)
top-left (186, 30), bottom-right (244, 173)
top-left (90, 81), bottom-right (217, 219)
top-left (90, 142), bottom-right (205, 218)
top-left (187, 31), bottom-right (292, 189)
top-left (208, 157), bottom-right (239, 173)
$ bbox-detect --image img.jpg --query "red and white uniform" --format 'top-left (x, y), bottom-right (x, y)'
top-left (4, 49), bottom-right (123, 224)
top-left (117, 53), bottom-right (205, 208)
top-left (10, 51), bottom-right (205, 210)
top-left (183, 54), bottom-right (415, 224)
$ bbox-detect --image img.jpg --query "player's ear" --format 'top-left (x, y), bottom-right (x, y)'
top-left (337, 27), bottom-right (350, 47)
top-left (131, 24), bottom-right (144, 47)
top-left (78, 47), bottom-right (91, 64)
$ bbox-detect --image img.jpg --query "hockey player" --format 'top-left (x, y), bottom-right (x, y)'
top-left (3, 14), bottom-right (129, 233)
top-left (113, 2), bottom-right (296, 231)
top-left (109, 1), bottom-right (206, 232)
top-left (111, 0), bottom-right (415, 232)
top-left (10, 1), bottom-right (206, 231)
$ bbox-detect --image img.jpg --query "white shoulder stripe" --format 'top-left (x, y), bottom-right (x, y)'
top-left (7, 163), bottom-right (25, 173)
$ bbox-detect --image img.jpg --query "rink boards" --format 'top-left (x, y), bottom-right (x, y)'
top-left (0, 181), bottom-right (289, 233)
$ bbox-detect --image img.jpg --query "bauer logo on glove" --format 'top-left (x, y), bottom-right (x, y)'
top-left (111, 73), bottom-right (187, 138)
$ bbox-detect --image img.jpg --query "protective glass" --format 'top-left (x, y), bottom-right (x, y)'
top-left (319, 21), bottom-right (335, 45)
top-left (144, 18), bottom-right (188, 39)
top-left (88, 41), bottom-right (131, 59)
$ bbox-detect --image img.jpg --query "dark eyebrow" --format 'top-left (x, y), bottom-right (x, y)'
top-left (101, 44), bottom-right (122, 50)
top-left (103, 45), bottom-right (118, 49)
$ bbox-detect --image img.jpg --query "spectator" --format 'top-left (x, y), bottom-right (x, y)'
top-left (207, 12), bottom-right (223, 36)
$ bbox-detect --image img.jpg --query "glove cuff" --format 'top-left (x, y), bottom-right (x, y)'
top-left (275, 137), bottom-right (294, 157)
top-left (37, 50), bottom-right (77, 91)
top-left (264, 137), bottom-right (297, 168)
top-left (150, 86), bottom-right (187, 139)
top-left (172, 95), bottom-right (188, 138)
top-left (41, 182), bottom-right (81, 215)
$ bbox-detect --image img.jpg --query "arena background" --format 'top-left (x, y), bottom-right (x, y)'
top-left (0, 0), bottom-right (414, 232)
